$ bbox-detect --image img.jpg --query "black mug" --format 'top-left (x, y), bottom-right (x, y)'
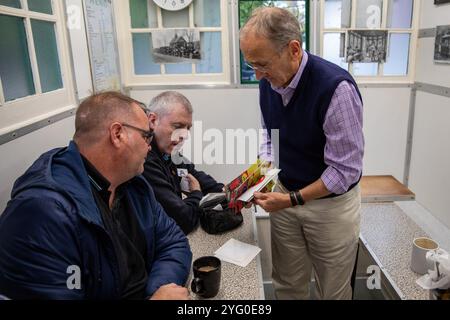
top-left (191, 256), bottom-right (221, 298)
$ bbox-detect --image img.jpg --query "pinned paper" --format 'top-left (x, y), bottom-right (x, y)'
top-left (214, 238), bottom-right (261, 268)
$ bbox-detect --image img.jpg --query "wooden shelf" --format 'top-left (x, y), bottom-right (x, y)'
top-left (361, 175), bottom-right (415, 202)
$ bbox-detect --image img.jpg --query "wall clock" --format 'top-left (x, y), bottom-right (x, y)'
top-left (153, 0), bottom-right (193, 11)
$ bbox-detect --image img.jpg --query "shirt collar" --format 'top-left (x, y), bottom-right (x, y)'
top-left (81, 154), bottom-right (111, 192)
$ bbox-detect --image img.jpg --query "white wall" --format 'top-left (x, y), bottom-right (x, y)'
top-left (360, 87), bottom-right (410, 182)
top-left (0, 117), bottom-right (75, 213)
top-left (409, 0), bottom-right (450, 229)
top-left (409, 92), bottom-right (450, 229)
top-left (0, 84), bottom-right (410, 214)
top-left (131, 86), bottom-right (410, 184)
top-left (416, 0), bottom-right (450, 88)
top-left (131, 88), bottom-right (261, 183)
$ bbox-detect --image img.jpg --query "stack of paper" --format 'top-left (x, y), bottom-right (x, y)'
top-left (214, 238), bottom-right (261, 267)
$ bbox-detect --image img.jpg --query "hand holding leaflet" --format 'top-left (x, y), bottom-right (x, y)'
top-left (237, 169), bottom-right (281, 203)
top-left (224, 160), bottom-right (279, 211)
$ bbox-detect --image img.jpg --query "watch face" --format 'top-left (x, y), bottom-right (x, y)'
top-left (153, 0), bottom-right (193, 11)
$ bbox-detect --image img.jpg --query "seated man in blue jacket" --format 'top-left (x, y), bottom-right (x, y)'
top-left (142, 91), bottom-right (224, 235)
top-left (0, 92), bottom-right (192, 300)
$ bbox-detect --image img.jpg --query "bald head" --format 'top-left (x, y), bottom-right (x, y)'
top-left (74, 91), bottom-right (146, 145)
top-left (240, 7), bottom-right (302, 52)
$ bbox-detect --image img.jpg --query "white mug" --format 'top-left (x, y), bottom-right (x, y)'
top-left (410, 237), bottom-right (439, 275)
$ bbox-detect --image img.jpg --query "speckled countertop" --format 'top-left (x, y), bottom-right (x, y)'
top-left (361, 203), bottom-right (430, 300)
top-left (187, 209), bottom-right (263, 300)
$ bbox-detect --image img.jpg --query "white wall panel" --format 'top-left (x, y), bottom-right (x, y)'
top-left (415, 38), bottom-right (450, 88)
top-left (0, 116), bottom-right (75, 213)
top-left (360, 87), bottom-right (410, 181)
top-left (132, 86), bottom-right (410, 184)
top-left (409, 92), bottom-right (450, 229)
top-left (419, 0), bottom-right (450, 29)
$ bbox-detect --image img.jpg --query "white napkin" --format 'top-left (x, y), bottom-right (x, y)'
top-left (214, 238), bottom-right (261, 267)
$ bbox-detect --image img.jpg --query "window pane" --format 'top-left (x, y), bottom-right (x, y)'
top-left (384, 33), bottom-right (410, 75)
top-left (387, 0), bottom-right (413, 28)
top-left (194, 0), bottom-right (220, 27)
top-left (0, 0), bottom-right (21, 8)
top-left (353, 63), bottom-right (378, 76)
top-left (324, 0), bottom-right (351, 29)
top-left (0, 15), bottom-right (35, 101)
top-left (196, 32), bottom-right (222, 74)
top-left (130, 0), bottom-right (157, 29)
top-left (323, 33), bottom-right (348, 70)
top-left (31, 19), bottom-right (63, 93)
top-left (28, 0), bottom-right (53, 15)
top-left (273, 1), bottom-right (307, 46)
top-left (162, 7), bottom-right (189, 28)
top-left (356, 0), bottom-right (383, 28)
top-left (165, 63), bottom-right (192, 74)
top-left (239, 1), bottom-right (308, 83)
top-left (132, 33), bottom-right (161, 74)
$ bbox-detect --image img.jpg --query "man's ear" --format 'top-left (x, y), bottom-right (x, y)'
top-left (109, 122), bottom-right (125, 148)
top-left (148, 112), bottom-right (158, 130)
top-left (288, 40), bottom-right (302, 59)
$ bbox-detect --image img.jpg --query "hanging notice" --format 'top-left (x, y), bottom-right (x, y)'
top-left (84, 0), bottom-right (121, 92)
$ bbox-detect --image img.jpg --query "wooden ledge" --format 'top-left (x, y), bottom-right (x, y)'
top-left (361, 175), bottom-right (415, 202)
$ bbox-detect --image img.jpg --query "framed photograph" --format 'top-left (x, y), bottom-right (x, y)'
top-left (346, 30), bottom-right (388, 63)
top-left (151, 29), bottom-right (201, 64)
top-left (434, 0), bottom-right (450, 5)
top-left (434, 25), bottom-right (450, 63)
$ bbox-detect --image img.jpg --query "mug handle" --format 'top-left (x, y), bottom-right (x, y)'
top-left (191, 277), bottom-right (204, 295)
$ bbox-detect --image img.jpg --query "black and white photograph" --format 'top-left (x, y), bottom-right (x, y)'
top-left (434, 0), bottom-right (450, 5)
top-left (434, 25), bottom-right (450, 63)
top-left (151, 29), bottom-right (201, 64)
top-left (346, 30), bottom-right (388, 63)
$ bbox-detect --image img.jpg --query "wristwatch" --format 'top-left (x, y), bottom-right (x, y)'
top-left (289, 191), bottom-right (305, 206)
top-left (295, 190), bottom-right (305, 206)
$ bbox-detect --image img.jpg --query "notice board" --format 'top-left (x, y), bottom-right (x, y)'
top-left (83, 0), bottom-right (121, 92)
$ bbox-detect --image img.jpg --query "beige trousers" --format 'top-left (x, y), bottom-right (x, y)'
top-left (271, 182), bottom-right (361, 300)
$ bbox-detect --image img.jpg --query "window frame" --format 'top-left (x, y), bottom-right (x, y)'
top-left (0, 0), bottom-right (75, 132)
top-left (319, 0), bottom-right (420, 83)
top-left (237, 0), bottom-right (310, 85)
top-left (115, 0), bottom-right (231, 87)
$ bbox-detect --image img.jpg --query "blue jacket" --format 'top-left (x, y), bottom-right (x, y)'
top-left (0, 141), bottom-right (192, 299)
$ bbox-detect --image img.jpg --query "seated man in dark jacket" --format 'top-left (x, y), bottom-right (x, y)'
top-left (0, 92), bottom-right (192, 300)
top-left (143, 91), bottom-right (224, 235)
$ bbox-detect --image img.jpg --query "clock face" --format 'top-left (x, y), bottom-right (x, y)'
top-left (153, 0), bottom-right (193, 11)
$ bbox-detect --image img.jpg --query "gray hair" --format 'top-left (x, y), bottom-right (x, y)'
top-left (148, 91), bottom-right (193, 117)
top-left (240, 7), bottom-right (302, 52)
top-left (74, 91), bottom-right (144, 144)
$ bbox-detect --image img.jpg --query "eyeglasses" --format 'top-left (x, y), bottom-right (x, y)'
top-left (121, 123), bottom-right (154, 146)
top-left (245, 56), bottom-right (276, 73)
top-left (244, 43), bottom-right (289, 73)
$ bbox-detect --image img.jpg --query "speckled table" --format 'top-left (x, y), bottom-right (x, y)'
top-left (361, 203), bottom-right (430, 300)
top-left (187, 209), bottom-right (264, 300)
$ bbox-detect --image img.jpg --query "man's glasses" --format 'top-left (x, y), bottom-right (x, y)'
top-left (244, 43), bottom-right (289, 73)
top-left (121, 123), bottom-right (154, 146)
top-left (245, 58), bottom-right (274, 73)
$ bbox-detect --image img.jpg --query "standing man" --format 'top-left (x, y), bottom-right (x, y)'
top-left (240, 7), bottom-right (364, 299)
top-left (142, 91), bottom-right (224, 235)
top-left (0, 92), bottom-right (191, 299)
